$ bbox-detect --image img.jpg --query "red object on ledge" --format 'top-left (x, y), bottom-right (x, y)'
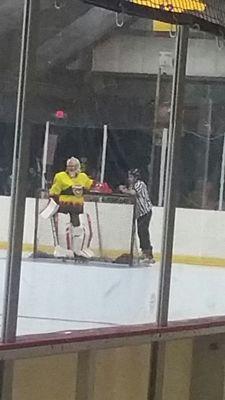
top-left (91, 182), bottom-right (112, 194)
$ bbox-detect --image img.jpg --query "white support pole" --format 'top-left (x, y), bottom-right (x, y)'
top-left (100, 124), bottom-right (108, 184)
top-left (219, 133), bottom-right (225, 211)
top-left (42, 120), bottom-right (50, 190)
top-left (96, 124), bottom-right (108, 257)
top-left (158, 128), bottom-right (168, 207)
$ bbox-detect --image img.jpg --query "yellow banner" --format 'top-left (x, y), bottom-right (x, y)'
top-left (130, 0), bottom-right (206, 13)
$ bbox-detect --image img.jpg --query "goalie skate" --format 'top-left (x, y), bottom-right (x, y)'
top-left (139, 256), bottom-right (156, 266)
top-left (54, 244), bottom-right (74, 259)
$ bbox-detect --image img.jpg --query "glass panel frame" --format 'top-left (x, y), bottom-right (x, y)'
top-left (2, 0), bottom-right (225, 344)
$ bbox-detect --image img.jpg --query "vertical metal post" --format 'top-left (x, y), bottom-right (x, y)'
top-left (147, 25), bottom-right (189, 400)
top-left (202, 88), bottom-right (212, 209)
top-left (1, 0), bottom-right (37, 342)
top-left (95, 202), bottom-right (103, 258)
top-left (219, 133), bottom-right (225, 211)
top-left (158, 128), bottom-right (168, 207)
top-left (148, 342), bottom-right (166, 400)
top-left (100, 124), bottom-right (108, 184)
top-left (76, 351), bottom-right (96, 400)
top-left (157, 26), bottom-right (189, 327)
top-left (96, 124), bottom-right (108, 258)
top-left (129, 197), bottom-right (136, 266)
top-left (32, 196), bottom-right (39, 257)
top-left (149, 67), bottom-right (161, 195)
top-left (41, 120), bottom-right (50, 191)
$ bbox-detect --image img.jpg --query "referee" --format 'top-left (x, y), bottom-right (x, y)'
top-left (119, 169), bottom-right (155, 264)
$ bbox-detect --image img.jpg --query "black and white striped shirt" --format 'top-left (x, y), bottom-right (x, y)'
top-left (133, 180), bottom-right (152, 218)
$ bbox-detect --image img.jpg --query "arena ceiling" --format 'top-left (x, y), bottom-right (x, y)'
top-left (0, 0), bottom-right (224, 124)
top-left (1, 0), bottom-right (224, 81)
top-left (84, 0), bottom-right (225, 35)
top-left (0, 1), bottom-right (137, 78)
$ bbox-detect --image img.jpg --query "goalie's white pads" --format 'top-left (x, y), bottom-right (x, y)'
top-left (51, 212), bottom-right (93, 259)
top-left (40, 198), bottom-right (59, 219)
top-left (71, 214), bottom-right (94, 258)
top-left (55, 213), bottom-right (72, 250)
top-left (71, 226), bottom-right (90, 258)
top-left (79, 213), bottom-right (93, 250)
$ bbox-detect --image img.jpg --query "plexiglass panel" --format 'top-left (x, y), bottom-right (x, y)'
top-left (0, 1), bottom-right (23, 340)
top-left (169, 30), bottom-right (225, 322)
top-left (16, 2), bottom-right (177, 335)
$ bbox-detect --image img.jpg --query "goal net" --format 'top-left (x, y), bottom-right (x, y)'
top-left (33, 191), bottom-right (137, 265)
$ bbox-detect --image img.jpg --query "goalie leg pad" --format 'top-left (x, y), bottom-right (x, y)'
top-left (71, 214), bottom-right (94, 258)
top-left (71, 225), bottom-right (87, 257)
top-left (53, 213), bottom-right (74, 258)
top-left (56, 213), bottom-right (71, 249)
top-left (79, 213), bottom-right (93, 250)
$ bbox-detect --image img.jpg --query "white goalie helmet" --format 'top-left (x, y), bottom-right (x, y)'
top-left (66, 157), bottom-right (81, 177)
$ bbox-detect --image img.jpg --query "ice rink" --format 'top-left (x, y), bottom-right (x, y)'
top-left (0, 250), bottom-right (225, 336)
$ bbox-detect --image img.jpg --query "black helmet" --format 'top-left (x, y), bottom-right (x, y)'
top-left (128, 168), bottom-right (141, 180)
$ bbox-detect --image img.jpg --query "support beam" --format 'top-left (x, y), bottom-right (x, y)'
top-left (0, 361), bottom-right (14, 400)
top-left (76, 351), bottom-right (96, 400)
top-left (0, 3), bottom-right (39, 395)
top-left (38, 1), bottom-right (91, 45)
top-left (144, 31), bottom-right (187, 397)
top-left (157, 25), bottom-right (189, 326)
top-left (2, 0), bottom-right (40, 342)
top-left (37, 7), bottom-right (131, 72)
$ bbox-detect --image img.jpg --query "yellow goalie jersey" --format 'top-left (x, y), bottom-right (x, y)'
top-left (49, 171), bottom-right (93, 207)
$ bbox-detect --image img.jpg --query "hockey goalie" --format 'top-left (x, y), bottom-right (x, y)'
top-left (41, 157), bottom-right (94, 259)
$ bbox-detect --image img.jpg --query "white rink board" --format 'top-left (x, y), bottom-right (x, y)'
top-left (36, 200), bottom-right (134, 255)
top-left (0, 196), bottom-right (225, 259)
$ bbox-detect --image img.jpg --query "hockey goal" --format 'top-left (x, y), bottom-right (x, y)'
top-left (33, 190), bottom-right (137, 265)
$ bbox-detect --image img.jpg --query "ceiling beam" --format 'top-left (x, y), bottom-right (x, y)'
top-left (37, 7), bottom-right (131, 73)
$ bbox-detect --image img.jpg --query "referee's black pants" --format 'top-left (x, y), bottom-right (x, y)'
top-left (137, 210), bottom-right (153, 257)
